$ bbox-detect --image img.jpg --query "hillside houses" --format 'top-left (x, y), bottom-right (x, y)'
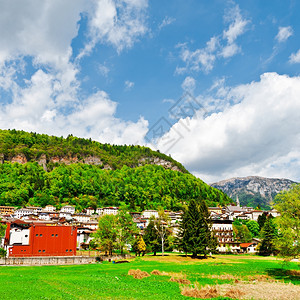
top-left (0, 203), bottom-right (279, 256)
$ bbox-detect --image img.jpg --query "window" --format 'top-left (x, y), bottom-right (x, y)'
top-left (38, 250), bottom-right (41, 253)
top-left (36, 234), bottom-right (38, 237)
top-left (43, 250), bottom-right (45, 253)
top-left (25, 235), bottom-right (28, 238)
top-left (66, 249), bottom-right (69, 252)
top-left (51, 234), bottom-right (54, 237)
top-left (40, 234), bottom-right (42, 237)
top-left (55, 234), bottom-right (58, 237)
top-left (70, 249), bottom-right (72, 252)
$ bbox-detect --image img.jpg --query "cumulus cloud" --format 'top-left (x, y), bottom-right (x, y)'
top-left (0, 1), bottom-right (150, 145)
top-left (275, 26), bottom-right (293, 43)
top-left (156, 73), bottom-right (300, 183)
top-left (289, 49), bottom-right (300, 64)
top-left (79, 0), bottom-right (148, 57)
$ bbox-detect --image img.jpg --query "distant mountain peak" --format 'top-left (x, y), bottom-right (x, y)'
top-left (211, 176), bottom-right (297, 209)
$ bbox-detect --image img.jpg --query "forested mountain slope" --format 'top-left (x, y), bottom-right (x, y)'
top-left (0, 129), bottom-right (186, 172)
top-left (0, 163), bottom-right (231, 211)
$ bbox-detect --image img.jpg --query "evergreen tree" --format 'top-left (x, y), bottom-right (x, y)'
top-left (0, 219), bottom-right (7, 258)
top-left (143, 218), bottom-right (160, 255)
top-left (257, 213), bottom-right (267, 231)
top-left (258, 216), bottom-right (278, 256)
top-left (178, 198), bottom-right (215, 258)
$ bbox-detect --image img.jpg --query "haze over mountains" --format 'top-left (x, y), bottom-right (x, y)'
top-left (211, 176), bottom-right (297, 209)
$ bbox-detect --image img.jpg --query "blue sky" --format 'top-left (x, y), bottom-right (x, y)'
top-left (0, 0), bottom-right (300, 183)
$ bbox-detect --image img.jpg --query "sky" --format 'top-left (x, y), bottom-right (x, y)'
top-left (0, 0), bottom-right (300, 183)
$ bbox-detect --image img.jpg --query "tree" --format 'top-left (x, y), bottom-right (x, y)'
top-left (94, 214), bottom-right (117, 255)
top-left (143, 218), bottom-right (160, 255)
top-left (178, 198), bottom-right (215, 258)
top-left (258, 216), bottom-right (278, 256)
top-left (0, 219), bottom-right (7, 258)
top-left (115, 205), bottom-right (139, 254)
top-left (257, 213), bottom-right (267, 231)
top-left (274, 184), bottom-right (300, 259)
top-left (233, 219), bottom-right (252, 243)
top-left (246, 220), bottom-right (260, 237)
top-left (134, 235), bottom-right (146, 256)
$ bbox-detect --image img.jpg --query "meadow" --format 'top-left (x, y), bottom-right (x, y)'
top-left (0, 254), bottom-right (299, 300)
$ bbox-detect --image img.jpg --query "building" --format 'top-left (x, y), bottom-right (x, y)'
top-left (4, 220), bottom-right (77, 257)
top-left (86, 207), bottom-right (95, 215)
top-left (240, 242), bottom-right (258, 253)
top-left (0, 206), bottom-right (16, 215)
top-left (96, 207), bottom-right (118, 216)
top-left (44, 205), bottom-right (56, 212)
top-left (26, 206), bottom-right (43, 214)
top-left (142, 210), bottom-right (159, 219)
top-left (212, 219), bottom-right (240, 253)
top-left (61, 205), bottom-right (76, 214)
top-left (13, 208), bottom-right (35, 219)
top-left (73, 214), bottom-right (91, 223)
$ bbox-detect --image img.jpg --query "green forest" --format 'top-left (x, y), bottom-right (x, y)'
top-left (0, 129), bottom-right (187, 172)
top-left (0, 163), bottom-right (231, 211)
top-left (0, 129), bottom-right (231, 211)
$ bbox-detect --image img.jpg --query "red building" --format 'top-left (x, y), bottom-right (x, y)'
top-left (4, 220), bottom-right (77, 257)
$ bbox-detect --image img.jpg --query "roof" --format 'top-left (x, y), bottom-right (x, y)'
top-left (240, 243), bottom-right (254, 248)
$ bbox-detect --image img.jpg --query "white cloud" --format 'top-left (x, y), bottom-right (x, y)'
top-left (79, 0), bottom-right (148, 57)
top-left (176, 4), bottom-right (249, 73)
top-left (223, 5), bottom-right (249, 44)
top-left (275, 26), bottom-right (293, 43)
top-left (0, 1), bottom-right (149, 145)
top-left (289, 49), bottom-right (300, 64)
top-left (181, 76), bottom-right (196, 92)
top-left (219, 43), bottom-right (240, 58)
top-left (124, 80), bottom-right (135, 90)
top-left (158, 16), bottom-right (175, 30)
top-left (0, 70), bottom-right (148, 144)
top-left (156, 73), bottom-right (300, 183)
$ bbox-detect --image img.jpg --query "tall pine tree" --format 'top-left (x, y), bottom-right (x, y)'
top-left (178, 198), bottom-right (215, 258)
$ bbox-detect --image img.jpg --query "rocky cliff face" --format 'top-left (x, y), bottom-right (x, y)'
top-left (0, 153), bottom-right (181, 172)
top-left (211, 176), bottom-right (297, 208)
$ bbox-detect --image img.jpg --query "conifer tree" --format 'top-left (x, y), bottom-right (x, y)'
top-left (258, 216), bottom-right (278, 256)
top-left (178, 198), bottom-right (215, 258)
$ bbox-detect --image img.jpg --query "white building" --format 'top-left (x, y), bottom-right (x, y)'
top-left (61, 205), bottom-right (76, 214)
top-left (96, 207), bottom-right (118, 216)
top-left (13, 208), bottom-right (35, 219)
top-left (59, 211), bottom-right (73, 221)
top-left (26, 206), bottom-right (43, 214)
top-left (44, 205), bottom-right (56, 212)
top-left (86, 207), bottom-right (95, 215)
top-left (73, 214), bottom-right (91, 223)
top-left (142, 210), bottom-right (159, 219)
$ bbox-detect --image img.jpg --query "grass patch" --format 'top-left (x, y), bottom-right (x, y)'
top-left (0, 254), bottom-right (298, 299)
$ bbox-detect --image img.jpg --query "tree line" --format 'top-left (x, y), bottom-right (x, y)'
top-left (0, 162), bottom-right (231, 211)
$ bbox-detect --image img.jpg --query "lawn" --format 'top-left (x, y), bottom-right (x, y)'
top-left (0, 254), bottom-right (299, 299)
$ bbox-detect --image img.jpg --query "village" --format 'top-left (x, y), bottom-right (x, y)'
top-left (0, 200), bottom-right (280, 258)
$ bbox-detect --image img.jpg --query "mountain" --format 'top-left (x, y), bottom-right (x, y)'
top-left (0, 129), bottom-right (232, 210)
top-left (211, 176), bottom-right (297, 209)
top-left (0, 129), bottom-right (186, 172)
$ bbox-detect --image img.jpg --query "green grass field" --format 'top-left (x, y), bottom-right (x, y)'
top-left (0, 254), bottom-right (299, 299)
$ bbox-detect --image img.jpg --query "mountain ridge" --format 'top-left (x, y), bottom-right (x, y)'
top-left (211, 175), bottom-right (297, 209)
